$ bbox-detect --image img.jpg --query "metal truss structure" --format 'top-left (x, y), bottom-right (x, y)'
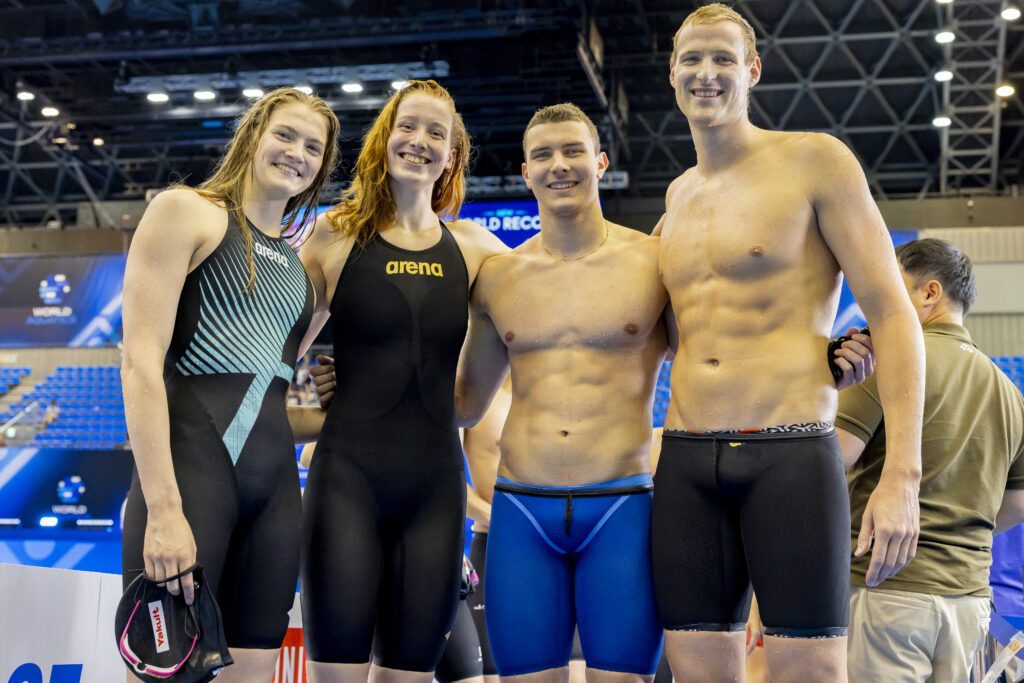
top-left (938, 0), bottom-right (1009, 193)
top-left (0, 0), bottom-right (1021, 227)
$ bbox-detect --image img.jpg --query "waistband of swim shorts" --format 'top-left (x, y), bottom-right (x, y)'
top-left (494, 473), bottom-right (653, 497)
top-left (663, 423), bottom-right (835, 442)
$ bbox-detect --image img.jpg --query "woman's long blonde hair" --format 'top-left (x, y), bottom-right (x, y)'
top-left (191, 87), bottom-right (340, 292)
top-left (327, 80), bottom-right (470, 247)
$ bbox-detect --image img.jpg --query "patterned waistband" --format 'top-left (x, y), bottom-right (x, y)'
top-left (663, 422), bottom-right (836, 442)
top-left (683, 422), bottom-right (835, 435)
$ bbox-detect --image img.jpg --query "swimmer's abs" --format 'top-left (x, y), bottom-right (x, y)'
top-left (666, 361), bottom-right (838, 432)
top-left (497, 432), bottom-right (653, 488)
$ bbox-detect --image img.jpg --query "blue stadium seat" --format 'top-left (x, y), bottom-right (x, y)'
top-left (11, 365), bottom-right (125, 448)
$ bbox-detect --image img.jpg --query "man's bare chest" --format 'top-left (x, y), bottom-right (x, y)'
top-left (661, 185), bottom-right (817, 288)
top-left (487, 260), bottom-right (665, 353)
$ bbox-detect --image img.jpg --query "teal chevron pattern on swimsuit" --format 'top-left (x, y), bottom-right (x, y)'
top-left (175, 227), bottom-right (306, 464)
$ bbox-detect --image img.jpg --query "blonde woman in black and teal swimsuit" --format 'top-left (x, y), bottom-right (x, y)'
top-left (120, 88), bottom-right (338, 682)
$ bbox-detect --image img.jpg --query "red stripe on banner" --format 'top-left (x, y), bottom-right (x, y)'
top-left (274, 628), bottom-right (306, 683)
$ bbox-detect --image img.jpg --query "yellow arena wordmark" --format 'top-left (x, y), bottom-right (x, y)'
top-left (385, 261), bottom-right (444, 277)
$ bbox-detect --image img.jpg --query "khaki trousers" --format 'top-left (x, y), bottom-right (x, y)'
top-left (848, 586), bottom-right (990, 683)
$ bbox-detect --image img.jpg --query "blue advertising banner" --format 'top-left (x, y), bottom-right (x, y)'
top-left (0, 255), bottom-right (125, 348)
top-left (458, 199), bottom-right (540, 248)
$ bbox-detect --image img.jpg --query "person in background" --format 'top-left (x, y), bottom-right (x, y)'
top-left (837, 238), bottom-right (1024, 682)
top-left (43, 400), bottom-right (60, 427)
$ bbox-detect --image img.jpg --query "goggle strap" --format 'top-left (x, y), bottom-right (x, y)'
top-left (118, 599), bottom-right (200, 678)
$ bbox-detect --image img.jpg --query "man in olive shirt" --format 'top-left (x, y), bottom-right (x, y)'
top-left (837, 238), bottom-right (1024, 682)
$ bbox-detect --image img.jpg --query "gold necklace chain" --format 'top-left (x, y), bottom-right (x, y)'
top-left (540, 220), bottom-right (610, 261)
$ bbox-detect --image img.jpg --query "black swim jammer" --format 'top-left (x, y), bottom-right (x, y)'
top-left (651, 427), bottom-right (850, 638)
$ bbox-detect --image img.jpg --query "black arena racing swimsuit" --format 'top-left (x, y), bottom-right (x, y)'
top-left (302, 222), bottom-right (469, 671)
top-left (122, 214), bottom-right (313, 649)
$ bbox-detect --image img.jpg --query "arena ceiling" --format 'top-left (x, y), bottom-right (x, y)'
top-left (1, 0), bottom-right (1022, 227)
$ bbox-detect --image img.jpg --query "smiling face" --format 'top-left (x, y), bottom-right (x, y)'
top-left (386, 93), bottom-right (456, 189)
top-left (522, 120), bottom-right (608, 217)
top-left (669, 20), bottom-right (761, 129)
top-left (249, 102), bottom-right (328, 201)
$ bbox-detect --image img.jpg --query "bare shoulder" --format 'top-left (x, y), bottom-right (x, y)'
top-left (308, 211), bottom-right (335, 242)
top-left (475, 234), bottom-right (534, 290)
top-left (665, 168), bottom-right (698, 205)
top-left (470, 247), bottom-right (514, 310)
top-left (303, 210), bottom-right (358, 274)
top-left (789, 133), bottom-right (871, 204)
top-left (609, 222), bottom-right (651, 243)
top-left (306, 211), bottom-right (352, 249)
top-left (301, 212), bottom-right (335, 264)
top-left (449, 218), bottom-right (509, 257)
top-left (449, 218), bottom-right (510, 286)
top-left (138, 188), bottom-right (224, 246)
top-left (789, 132), bottom-right (860, 169)
top-left (662, 169), bottom-right (698, 240)
top-left (145, 187), bottom-right (221, 222)
top-left (477, 239), bottom-right (522, 277)
top-left (608, 223), bottom-right (660, 264)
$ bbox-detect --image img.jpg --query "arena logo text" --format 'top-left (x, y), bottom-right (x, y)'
top-left (385, 261), bottom-right (444, 277)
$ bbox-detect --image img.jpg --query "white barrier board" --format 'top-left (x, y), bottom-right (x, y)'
top-left (0, 563), bottom-right (123, 682)
top-left (0, 563), bottom-right (307, 683)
